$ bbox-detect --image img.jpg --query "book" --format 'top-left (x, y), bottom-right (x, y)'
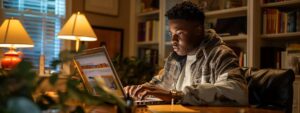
top-left (138, 20), bottom-right (159, 42)
top-left (138, 48), bottom-right (159, 65)
top-left (138, 22), bottom-right (146, 42)
top-left (263, 8), bottom-right (299, 34)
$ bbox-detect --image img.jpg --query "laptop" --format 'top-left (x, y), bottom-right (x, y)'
top-left (73, 47), bottom-right (167, 106)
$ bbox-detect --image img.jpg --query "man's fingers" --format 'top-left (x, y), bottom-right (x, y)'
top-left (139, 90), bottom-right (150, 100)
top-left (124, 84), bottom-right (162, 100)
top-left (132, 85), bottom-right (143, 97)
top-left (123, 86), bottom-right (129, 94)
top-left (128, 85), bottom-right (137, 97)
top-left (133, 84), bottom-right (156, 97)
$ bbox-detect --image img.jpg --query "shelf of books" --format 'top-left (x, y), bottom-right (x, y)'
top-left (137, 20), bottom-right (160, 44)
top-left (260, 44), bottom-right (300, 74)
top-left (261, 8), bottom-right (300, 36)
top-left (136, 0), bottom-right (160, 65)
top-left (260, 0), bottom-right (300, 76)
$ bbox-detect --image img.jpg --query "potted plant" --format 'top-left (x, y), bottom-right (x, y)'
top-left (0, 49), bottom-right (128, 113)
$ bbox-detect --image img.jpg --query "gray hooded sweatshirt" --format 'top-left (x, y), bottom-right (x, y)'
top-left (149, 29), bottom-right (248, 105)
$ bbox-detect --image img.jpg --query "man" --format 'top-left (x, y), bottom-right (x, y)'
top-left (124, 1), bottom-right (248, 105)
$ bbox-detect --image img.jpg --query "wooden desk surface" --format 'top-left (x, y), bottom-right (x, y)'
top-left (135, 105), bottom-right (284, 113)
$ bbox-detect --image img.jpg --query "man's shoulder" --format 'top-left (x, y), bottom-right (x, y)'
top-left (204, 44), bottom-right (237, 58)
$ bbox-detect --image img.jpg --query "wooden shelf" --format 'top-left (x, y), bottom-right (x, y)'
top-left (261, 32), bottom-right (300, 39)
top-left (261, 0), bottom-right (300, 8)
top-left (205, 6), bottom-right (247, 18)
top-left (222, 35), bottom-right (247, 41)
top-left (165, 35), bottom-right (247, 45)
top-left (137, 10), bottom-right (159, 17)
top-left (137, 41), bottom-right (159, 45)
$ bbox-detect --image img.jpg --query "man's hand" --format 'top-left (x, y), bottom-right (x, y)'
top-left (123, 84), bottom-right (173, 102)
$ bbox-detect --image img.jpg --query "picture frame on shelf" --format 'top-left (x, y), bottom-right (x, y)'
top-left (85, 26), bottom-right (124, 58)
top-left (84, 0), bottom-right (119, 16)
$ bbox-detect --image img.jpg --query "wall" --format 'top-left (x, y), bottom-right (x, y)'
top-left (71, 0), bottom-right (131, 57)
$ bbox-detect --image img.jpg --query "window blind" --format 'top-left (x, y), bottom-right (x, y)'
top-left (2, 0), bottom-right (66, 69)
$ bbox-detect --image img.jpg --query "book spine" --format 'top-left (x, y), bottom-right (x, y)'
top-left (239, 51), bottom-right (244, 67)
top-left (145, 21), bottom-right (150, 42)
top-left (275, 9), bottom-right (279, 33)
top-left (149, 20), bottom-right (153, 41)
top-left (138, 22), bottom-right (146, 42)
top-left (263, 10), bottom-right (267, 34)
top-left (284, 12), bottom-right (288, 33)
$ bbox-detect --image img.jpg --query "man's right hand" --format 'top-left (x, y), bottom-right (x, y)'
top-left (123, 85), bottom-right (140, 100)
top-left (123, 84), bottom-right (173, 102)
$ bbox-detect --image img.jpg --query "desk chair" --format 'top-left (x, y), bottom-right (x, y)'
top-left (245, 68), bottom-right (295, 113)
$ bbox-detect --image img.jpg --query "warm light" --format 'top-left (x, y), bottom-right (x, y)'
top-left (58, 12), bottom-right (97, 51)
top-left (57, 36), bottom-right (97, 41)
top-left (0, 18), bottom-right (34, 48)
top-left (0, 18), bottom-right (34, 69)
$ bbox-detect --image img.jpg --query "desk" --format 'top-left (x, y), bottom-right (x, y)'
top-left (135, 105), bottom-right (284, 113)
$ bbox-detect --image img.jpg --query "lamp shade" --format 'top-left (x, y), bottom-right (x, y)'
top-left (58, 12), bottom-right (97, 41)
top-left (0, 18), bottom-right (34, 48)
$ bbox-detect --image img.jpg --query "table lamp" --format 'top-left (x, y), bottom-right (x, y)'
top-left (0, 18), bottom-right (34, 69)
top-left (58, 12), bottom-right (97, 51)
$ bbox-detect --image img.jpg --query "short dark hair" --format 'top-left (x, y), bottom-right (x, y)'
top-left (165, 1), bottom-right (205, 25)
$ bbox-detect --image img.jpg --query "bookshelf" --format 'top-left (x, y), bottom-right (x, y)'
top-left (129, 0), bottom-right (300, 68)
top-left (260, 0), bottom-right (300, 69)
top-left (130, 0), bottom-right (161, 66)
top-left (259, 1), bottom-right (300, 112)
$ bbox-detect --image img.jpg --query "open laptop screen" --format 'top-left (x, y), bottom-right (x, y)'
top-left (73, 47), bottom-right (124, 97)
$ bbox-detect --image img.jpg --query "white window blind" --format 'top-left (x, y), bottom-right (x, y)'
top-left (2, 0), bottom-right (66, 69)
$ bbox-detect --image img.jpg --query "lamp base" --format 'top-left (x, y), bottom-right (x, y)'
top-left (1, 49), bottom-right (22, 69)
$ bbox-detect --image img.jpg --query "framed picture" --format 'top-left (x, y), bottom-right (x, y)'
top-left (84, 0), bottom-right (119, 16)
top-left (86, 26), bottom-right (123, 58)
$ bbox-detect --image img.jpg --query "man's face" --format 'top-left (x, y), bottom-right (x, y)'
top-left (169, 19), bottom-right (203, 56)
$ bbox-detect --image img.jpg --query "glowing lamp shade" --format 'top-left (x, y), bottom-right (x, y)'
top-left (58, 12), bottom-right (97, 51)
top-left (0, 18), bottom-right (34, 69)
top-left (0, 19), bottom-right (34, 48)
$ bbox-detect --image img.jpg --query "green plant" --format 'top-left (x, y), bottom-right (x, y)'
top-left (0, 61), bottom-right (40, 113)
top-left (112, 55), bottom-right (159, 86)
top-left (0, 49), bottom-right (127, 113)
